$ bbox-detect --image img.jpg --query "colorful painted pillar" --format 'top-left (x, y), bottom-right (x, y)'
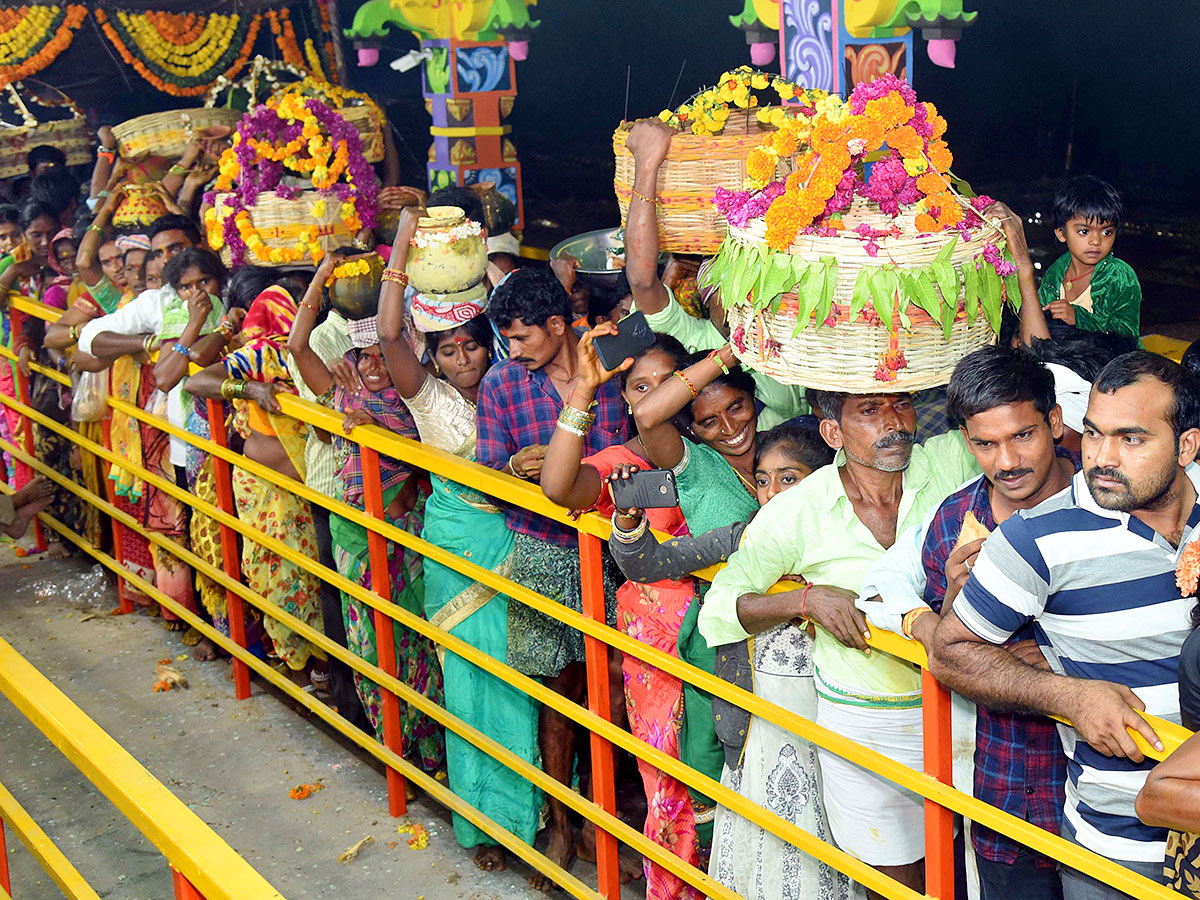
top-left (421, 37), bottom-right (524, 228)
top-left (761, 0), bottom-right (976, 95)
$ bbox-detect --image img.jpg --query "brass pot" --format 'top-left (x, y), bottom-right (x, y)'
top-left (329, 254), bottom-right (385, 320)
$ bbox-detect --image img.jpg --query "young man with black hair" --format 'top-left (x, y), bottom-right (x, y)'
top-left (26, 145), bottom-right (66, 177)
top-left (1038, 175), bottom-right (1142, 341)
top-left (477, 265), bottom-right (634, 888)
top-left (860, 345), bottom-right (1080, 900)
top-left (931, 351), bottom-right (1200, 900)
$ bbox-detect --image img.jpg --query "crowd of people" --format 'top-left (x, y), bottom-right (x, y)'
top-left (1, 110), bottom-right (1199, 900)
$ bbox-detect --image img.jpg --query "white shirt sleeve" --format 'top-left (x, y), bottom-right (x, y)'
top-left (77, 288), bottom-right (164, 356)
top-left (857, 513), bottom-right (934, 634)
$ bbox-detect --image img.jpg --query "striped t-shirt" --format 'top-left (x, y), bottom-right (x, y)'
top-left (954, 465), bottom-right (1199, 864)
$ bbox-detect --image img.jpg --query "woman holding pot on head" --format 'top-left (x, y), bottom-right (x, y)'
top-left (371, 207), bottom-right (540, 873)
top-left (288, 248), bottom-right (445, 774)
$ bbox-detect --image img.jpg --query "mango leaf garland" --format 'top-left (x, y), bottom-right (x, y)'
top-left (812, 256), bottom-right (839, 328)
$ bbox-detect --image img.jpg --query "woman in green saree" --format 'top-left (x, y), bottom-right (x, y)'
top-left (376, 207), bottom-right (540, 874)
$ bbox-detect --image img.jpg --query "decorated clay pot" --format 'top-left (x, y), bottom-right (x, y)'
top-left (329, 254), bottom-right (385, 320)
top-left (406, 206), bottom-right (487, 294)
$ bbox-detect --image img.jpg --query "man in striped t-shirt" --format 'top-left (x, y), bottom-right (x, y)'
top-left (931, 351), bottom-right (1200, 900)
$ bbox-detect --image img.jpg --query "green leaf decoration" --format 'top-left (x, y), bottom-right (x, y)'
top-left (869, 266), bottom-right (898, 327)
top-left (942, 293), bottom-right (955, 340)
top-left (755, 252), bottom-right (799, 312)
top-left (963, 259), bottom-right (980, 324)
top-left (727, 243), bottom-right (756, 310)
top-left (933, 234), bottom-right (959, 268)
top-left (898, 307), bottom-right (912, 330)
top-left (792, 263), bottom-right (821, 336)
top-left (931, 259), bottom-right (960, 308)
top-left (909, 271), bottom-right (942, 324)
top-left (1003, 273), bottom-right (1022, 312)
top-left (980, 264), bottom-right (1002, 333)
top-left (699, 241), bottom-right (729, 291)
top-left (848, 268), bottom-right (872, 323)
top-left (814, 259), bottom-right (838, 329)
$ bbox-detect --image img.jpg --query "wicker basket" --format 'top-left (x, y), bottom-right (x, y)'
top-left (112, 108), bottom-right (242, 160)
top-left (612, 109), bottom-right (794, 255)
top-left (336, 103), bottom-right (385, 163)
top-left (210, 190), bottom-right (360, 268)
top-left (0, 116), bottom-right (91, 178)
top-left (722, 198), bottom-right (1003, 392)
top-left (0, 82), bottom-right (92, 178)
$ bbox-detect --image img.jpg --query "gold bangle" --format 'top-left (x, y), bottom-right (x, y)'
top-left (69, 323), bottom-right (79, 343)
top-left (168, 164), bottom-right (191, 177)
top-left (381, 268), bottom-right (409, 287)
top-left (143, 334), bottom-right (156, 356)
top-left (673, 370), bottom-right (698, 399)
top-left (220, 379), bottom-right (237, 400)
top-left (630, 187), bottom-right (658, 205)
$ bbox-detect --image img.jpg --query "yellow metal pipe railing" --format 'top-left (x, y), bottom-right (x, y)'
top-left (4, 294), bottom-right (1192, 900)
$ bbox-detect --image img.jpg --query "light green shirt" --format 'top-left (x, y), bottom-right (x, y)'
top-left (636, 287), bottom-right (808, 428)
top-left (699, 431), bottom-right (980, 704)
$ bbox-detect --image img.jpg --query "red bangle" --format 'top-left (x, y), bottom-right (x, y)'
top-left (674, 370), bottom-right (698, 399)
top-left (800, 582), bottom-right (812, 620)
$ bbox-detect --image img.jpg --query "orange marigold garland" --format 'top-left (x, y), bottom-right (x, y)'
top-left (311, 0), bottom-right (340, 84)
top-left (267, 9), bottom-right (308, 72)
top-left (0, 4), bottom-right (87, 88)
top-left (741, 74), bottom-right (968, 249)
top-left (95, 8), bottom-right (262, 97)
top-left (1178, 539), bottom-right (1200, 597)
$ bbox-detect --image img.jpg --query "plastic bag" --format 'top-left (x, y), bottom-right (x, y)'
top-left (71, 369), bottom-right (109, 423)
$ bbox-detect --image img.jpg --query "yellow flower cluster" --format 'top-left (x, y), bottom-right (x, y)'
top-left (0, 5), bottom-right (58, 57)
top-left (331, 259), bottom-right (371, 279)
top-left (117, 10), bottom-right (240, 77)
top-left (658, 67), bottom-right (820, 136)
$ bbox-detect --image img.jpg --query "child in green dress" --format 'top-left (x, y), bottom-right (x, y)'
top-left (1038, 175), bottom-right (1142, 340)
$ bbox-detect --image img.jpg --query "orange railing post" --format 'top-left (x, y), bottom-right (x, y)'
top-left (172, 868), bottom-right (207, 900)
top-left (922, 668), bottom-right (956, 900)
top-left (9, 308), bottom-right (44, 551)
top-left (579, 530), bottom-right (620, 899)
top-left (360, 444), bottom-right (407, 817)
top-left (0, 814), bottom-right (9, 895)
top-left (206, 398), bottom-right (251, 700)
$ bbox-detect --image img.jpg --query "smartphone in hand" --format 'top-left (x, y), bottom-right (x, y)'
top-left (592, 310), bottom-right (654, 372)
top-left (610, 468), bottom-right (679, 510)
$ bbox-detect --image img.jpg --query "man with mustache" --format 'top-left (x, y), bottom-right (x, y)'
top-left (930, 351), bottom-right (1200, 899)
top-left (699, 386), bottom-right (982, 894)
top-left (860, 345), bottom-right (1080, 900)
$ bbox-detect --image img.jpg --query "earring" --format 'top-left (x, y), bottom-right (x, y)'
top-left (433, 363), bottom-right (442, 376)
top-left (626, 403), bottom-right (632, 415)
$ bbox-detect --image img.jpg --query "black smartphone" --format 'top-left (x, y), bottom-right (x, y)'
top-left (610, 468), bottom-right (680, 510)
top-left (592, 310), bottom-right (655, 372)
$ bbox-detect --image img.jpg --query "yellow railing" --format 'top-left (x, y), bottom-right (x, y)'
top-left (1, 293), bottom-right (1191, 900)
top-left (0, 627), bottom-right (285, 900)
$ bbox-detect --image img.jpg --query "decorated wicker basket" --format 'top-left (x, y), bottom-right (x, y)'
top-left (715, 199), bottom-right (1003, 391)
top-left (208, 190), bottom-right (360, 268)
top-left (613, 68), bottom-right (819, 255)
top-left (699, 75), bottom-right (1020, 392)
top-left (112, 108), bottom-right (242, 159)
top-left (613, 112), bottom-right (794, 255)
top-left (0, 81), bottom-right (91, 178)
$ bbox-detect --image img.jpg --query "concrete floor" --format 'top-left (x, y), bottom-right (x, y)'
top-left (0, 547), bottom-right (618, 900)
